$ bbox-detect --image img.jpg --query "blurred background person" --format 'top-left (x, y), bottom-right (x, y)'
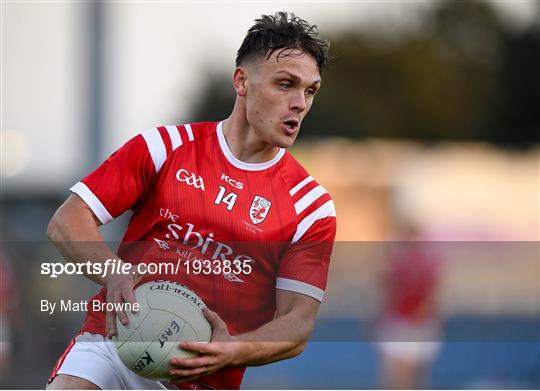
top-left (375, 222), bottom-right (442, 389)
top-left (0, 252), bottom-right (20, 387)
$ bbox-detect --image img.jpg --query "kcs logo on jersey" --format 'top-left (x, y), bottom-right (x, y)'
top-left (221, 173), bottom-right (244, 190)
top-left (250, 196), bottom-right (271, 224)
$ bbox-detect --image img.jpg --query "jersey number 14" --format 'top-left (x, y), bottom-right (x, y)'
top-left (214, 186), bottom-right (238, 211)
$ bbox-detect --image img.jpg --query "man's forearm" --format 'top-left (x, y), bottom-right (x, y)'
top-left (229, 310), bottom-right (312, 366)
top-left (49, 238), bottom-right (118, 286)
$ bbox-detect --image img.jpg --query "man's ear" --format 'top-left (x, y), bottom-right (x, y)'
top-left (233, 67), bottom-right (248, 97)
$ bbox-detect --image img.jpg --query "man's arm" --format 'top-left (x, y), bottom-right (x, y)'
top-left (47, 194), bottom-right (111, 285)
top-left (169, 289), bottom-right (319, 381)
top-left (47, 194), bottom-right (138, 336)
top-left (230, 289), bottom-right (318, 365)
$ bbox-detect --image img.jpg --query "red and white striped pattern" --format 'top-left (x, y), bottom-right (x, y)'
top-left (142, 124), bottom-right (195, 172)
top-left (289, 176), bottom-right (336, 243)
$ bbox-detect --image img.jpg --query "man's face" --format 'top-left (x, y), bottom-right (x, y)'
top-left (242, 49), bottom-right (321, 148)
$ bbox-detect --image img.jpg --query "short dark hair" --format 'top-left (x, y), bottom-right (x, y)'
top-left (236, 12), bottom-right (331, 72)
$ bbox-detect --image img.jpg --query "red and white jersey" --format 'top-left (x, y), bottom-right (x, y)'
top-left (70, 121), bottom-right (336, 389)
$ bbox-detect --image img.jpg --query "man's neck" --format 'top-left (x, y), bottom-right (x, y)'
top-left (222, 110), bottom-right (281, 164)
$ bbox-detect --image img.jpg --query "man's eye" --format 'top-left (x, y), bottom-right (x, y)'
top-left (280, 83), bottom-right (292, 90)
top-left (306, 88), bottom-right (316, 97)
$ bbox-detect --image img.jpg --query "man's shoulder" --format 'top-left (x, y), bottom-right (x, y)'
top-left (280, 151), bottom-right (333, 200)
top-left (136, 121), bottom-right (217, 153)
top-left (115, 121), bottom-right (218, 174)
top-left (279, 151), bottom-right (336, 243)
top-left (146, 121), bottom-right (217, 146)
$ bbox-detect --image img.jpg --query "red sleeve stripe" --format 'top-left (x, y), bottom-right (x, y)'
top-left (47, 333), bottom-right (80, 384)
top-left (70, 181), bottom-right (113, 224)
top-left (289, 176), bottom-right (313, 196)
top-left (141, 127), bottom-right (167, 172)
top-left (276, 277), bottom-right (324, 302)
top-left (292, 200), bottom-right (336, 243)
top-left (165, 125), bottom-right (182, 151)
top-left (294, 185), bottom-right (328, 215)
top-left (184, 123), bottom-right (195, 141)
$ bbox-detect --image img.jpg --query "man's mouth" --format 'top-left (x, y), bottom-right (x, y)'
top-left (282, 119), bottom-right (299, 132)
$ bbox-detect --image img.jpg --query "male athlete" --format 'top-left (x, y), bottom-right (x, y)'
top-left (47, 12), bottom-right (336, 389)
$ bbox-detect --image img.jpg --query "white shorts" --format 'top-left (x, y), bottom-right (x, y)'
top-left (0, 316), bottom-right (10, 355)
top-left (376, 341), bottom-right (441, 363)
top-left (375, 318), bottom-right (441, 364)
top-left (48, 332), bottom-right (169, 390)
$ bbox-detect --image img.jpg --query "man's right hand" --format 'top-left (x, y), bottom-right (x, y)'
top-left (104, 264), bottom-right (142, 338)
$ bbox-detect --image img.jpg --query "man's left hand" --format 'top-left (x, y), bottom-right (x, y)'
top-left (169, 308), bottom-right (240, 384)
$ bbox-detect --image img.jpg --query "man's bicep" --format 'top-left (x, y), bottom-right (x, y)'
top-left (64, 193), bottom-right (103, 227)
top-left (48, 193), bottom-right (104, 242)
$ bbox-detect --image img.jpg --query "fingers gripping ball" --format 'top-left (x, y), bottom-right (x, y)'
top-left (112, 280), bottom-right (212, 380)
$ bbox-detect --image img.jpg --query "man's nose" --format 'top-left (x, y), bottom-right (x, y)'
top-left (290, 90), bottom-right (307, 112)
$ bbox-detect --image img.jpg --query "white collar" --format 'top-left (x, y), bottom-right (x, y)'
top-left (216, 121), bottom-right (285, 171)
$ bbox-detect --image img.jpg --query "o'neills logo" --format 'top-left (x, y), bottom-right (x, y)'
top-left (149, 280), bottom-right (205, 310)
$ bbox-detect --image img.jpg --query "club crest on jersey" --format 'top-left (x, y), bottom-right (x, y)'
top-left (249, 196), bottom-right (271, 224)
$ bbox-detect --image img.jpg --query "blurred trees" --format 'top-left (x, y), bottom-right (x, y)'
top-left (188, 1), bottom-right (539, 146)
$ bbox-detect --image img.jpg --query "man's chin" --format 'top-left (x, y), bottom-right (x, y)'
top-left (275, 132), bottom-right (298, 149)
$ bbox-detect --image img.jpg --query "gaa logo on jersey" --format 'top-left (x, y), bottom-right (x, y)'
top-left (175, 168), bottom-right (205, 191)
top-left (249, 196), bottom-right (271, 224)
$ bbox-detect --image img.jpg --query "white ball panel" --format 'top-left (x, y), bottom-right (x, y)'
top-left (113, 281), bottom-right (212, 381)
